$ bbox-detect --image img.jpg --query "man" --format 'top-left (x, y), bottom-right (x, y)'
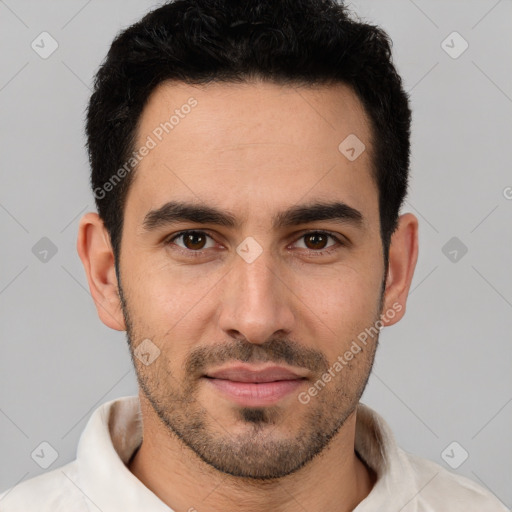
top-left (1, 0), bottom-right (507, 510)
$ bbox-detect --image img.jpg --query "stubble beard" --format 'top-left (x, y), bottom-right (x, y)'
top-left (118, 281), bottom-right (382, 480)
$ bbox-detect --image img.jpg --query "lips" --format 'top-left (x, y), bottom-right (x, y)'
top-left (205, 365), bottom-right (307, 383)
top-left (203, 364), bottom-right (308, 406)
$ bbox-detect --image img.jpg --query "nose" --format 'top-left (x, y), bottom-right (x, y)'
top-left (217, 246), bottom-right (296, 345)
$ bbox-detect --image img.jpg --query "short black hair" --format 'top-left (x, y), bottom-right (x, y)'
top-left (86, 0), bottom-right (411, 273)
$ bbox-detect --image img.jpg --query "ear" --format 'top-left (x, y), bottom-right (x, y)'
top-left (381, 212), bottom-right (419, 326)
top-left (77, 212), bottom-right (126, 331)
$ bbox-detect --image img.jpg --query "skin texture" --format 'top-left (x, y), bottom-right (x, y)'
top-left (77, 79), bottom-right (418, 512)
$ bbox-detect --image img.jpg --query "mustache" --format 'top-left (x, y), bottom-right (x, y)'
top-left (186, 338), bottom-right (329, 376)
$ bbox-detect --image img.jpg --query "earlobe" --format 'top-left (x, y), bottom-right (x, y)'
top-left (381, 213), bottom-right (419, 327)
top-left (77, 212), bottom-right (126, 331)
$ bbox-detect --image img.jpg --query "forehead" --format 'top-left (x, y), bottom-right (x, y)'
top-left (126, 79), bottom-right (378, 228)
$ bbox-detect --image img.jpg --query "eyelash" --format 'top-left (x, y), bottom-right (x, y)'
top-left (165, 230), bottom-right (345, 258)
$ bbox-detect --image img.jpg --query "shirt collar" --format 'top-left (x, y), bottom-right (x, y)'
top-left (77, 395), bottom-right (172, 511)
top-left (353, 403), bottom-right (419, 511)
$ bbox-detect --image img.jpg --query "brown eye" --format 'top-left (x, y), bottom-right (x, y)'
top-left (169, 231), bottom-right (215, 251)
top-left (183, 232), bottom-right (206, 250)
top-left (304, 232), bottom-right (329, 250)
top-left (294, 231), bottom-right (341, 253)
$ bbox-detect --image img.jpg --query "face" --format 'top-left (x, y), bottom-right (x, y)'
top-left (117, 80), bottom-right (387, 479)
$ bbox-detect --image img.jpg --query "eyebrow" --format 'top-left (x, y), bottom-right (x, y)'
top-left (142, 200), bottom-right (365, 232)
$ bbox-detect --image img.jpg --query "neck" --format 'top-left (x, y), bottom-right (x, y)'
top-left (128, 393), bottom-right (376, 512)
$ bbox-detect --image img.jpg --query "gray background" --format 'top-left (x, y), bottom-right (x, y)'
top-left (1, 0), bottom-right (511, 507)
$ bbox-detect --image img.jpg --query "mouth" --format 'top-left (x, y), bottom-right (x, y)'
top-left (203, 364), bottom-right (308, 407)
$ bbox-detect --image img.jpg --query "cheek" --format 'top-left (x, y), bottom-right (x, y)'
top-left (122, 257), bottom-right (221, 354)
top-left (292, 261), bottom-right (382, 359)
top-left (300, 260), bottom-right (381, 317)
top-left (124, 253), bottom-right (205, 313)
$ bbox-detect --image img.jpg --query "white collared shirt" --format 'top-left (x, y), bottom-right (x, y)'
top-left (0, 395), bottom-right (507, 511)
